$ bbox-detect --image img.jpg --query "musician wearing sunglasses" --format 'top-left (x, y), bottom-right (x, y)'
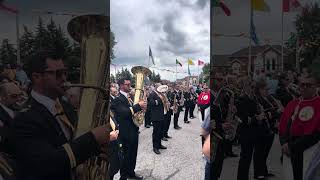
top-left (11, 50), bottom-right (110, 180)
top-left (279, 72), bottom-right (320, 180)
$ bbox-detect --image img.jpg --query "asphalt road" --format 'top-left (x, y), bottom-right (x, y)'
top-left (114, 109), bottom-right (205, 180)
top-left (220, 135), bottom-right (285, 180)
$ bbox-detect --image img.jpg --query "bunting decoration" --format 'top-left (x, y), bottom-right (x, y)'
top-left (212, 0), bottom-right (231, 16)
top-left (176, 59), bottom-right (182, 67)
top-left (0, 0), bottom-right (18, 14)
top-left (188, 59), bottom-right (194, 65)
top-left (283, 0), bottom-right (301, 12)
top-left (198, 60), bottom-right (205, 66)
top-left (251, 0), bottom-right (271, 12)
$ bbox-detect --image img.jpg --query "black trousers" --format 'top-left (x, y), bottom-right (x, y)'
top-left (173, 109), bottom-right (181, 128)
top-left (189, 103), bottom-right (195, 118)
top-left (109, 141), bottom-right (121, 179)
top-left (212, 140), bottom-right (225, 180)
top-left (224, 139), bottom-right (234, 155)
top-left (163, 113), bottom-right (171, 137)
top-left (290, 151), bottom-right (303, 180)
top-left (152, 121), bottom-right (163, 149)
top-left (184, 104), bottom-right (190, 122)
top-left (262, 134), bottom-right (274, 175)
top-left (120, 135), bottom-right (138, 178)
top-left (200, 108), bottom-right (205, 121)
top-left (237, 135), bottom-right (265, 180)
top-left (144, 109), bottom-right (151, 126)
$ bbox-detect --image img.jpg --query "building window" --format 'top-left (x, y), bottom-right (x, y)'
top-left (266, 59), bottom-right (270, 71)
top-left (272, 58), bottom-right (276, 70)
top-left (231, 62), bottom-right (241, 75)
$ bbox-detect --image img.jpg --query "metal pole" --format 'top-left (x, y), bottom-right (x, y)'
top-left (16, 14), bottom-right (21, 65)
top-left (249, 3), bottom-right (252, 76)
top-left (281, 9), bottom-right (284, 72)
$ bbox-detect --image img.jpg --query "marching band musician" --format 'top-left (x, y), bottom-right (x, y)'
top-left (254, 81), bottom-right (282, 179)
top-left (148, 84), bottom-right (168, 155)
top-left (279, 72), bottom-right (320, 180)
top-left (276, 73), bottom-right (300, 107)
top-left (183, 87), bottom-right (192, 124)
top-left (173, 85), bottom-right (182, 130)
top-left (0, 82), bottom-right (23, 180)
top-left (162, 86), bottom-right (173, 140)
top-left (111, 78), bottom-right (146, 180)
top-left (12, 50), bottom-right (110, 180)
top-left (211, 72), bottom-right (232, 180)
top-left (236, 80), bottom-right (266, 180)
top-left (189, 87), bottom-right (197, 119)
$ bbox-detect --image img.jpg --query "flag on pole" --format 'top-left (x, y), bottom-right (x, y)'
top-left (250, 11), bottom-right (260, 45)
top-left (149, 46), bottom-right (155, 65)
top-left (188, 59), bottom-right (194, 65)
top-left (283, 0), bottom-right (301, 12)
top-left (0, 1), bottom-right (18, 14)
top-left (212, 0), bottom-right (231, 16)
top-left (176, 59), bottom-right (182, 67)
top-left (251, 0), bottom-right (270, 12)
top-left (188, 63), bottom-right (191, 76)
top-left (198, 60), bottom-right (205, 66)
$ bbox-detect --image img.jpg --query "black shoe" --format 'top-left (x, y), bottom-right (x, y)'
top-left (190, 116), bottom-right (194, 119)
top-left (164, 135), bottom-right (172, 139)
top-left (145, 125), bottom-right (151, 128)
top-left (127, 174), bottom-right (143, 180)
top-left (153, 148), bottom-right (160, 154)
top-left (120, 176), bottom-right (127, 180)
top-left (254, 176), bottom-right (266, 180)
top-left (162, 137), bottom-right (168, 141)
top-left (225, 153), bottom-right (238, 158)
top-left (159, 145), bottom-right (167, 149)
top-left (174, 126), bottom-right (182, 130)
top-left (184, 121), bottom-right (190, 123)
top-left (265, 173), bottom-right (275, 177)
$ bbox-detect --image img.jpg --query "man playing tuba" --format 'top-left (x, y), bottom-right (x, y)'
top-left (111, 78), bottom-right (146, 180)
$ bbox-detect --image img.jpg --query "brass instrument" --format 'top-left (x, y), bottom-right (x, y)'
top-left (215, 87), bottom-right (241, 141)
top-left (67, 14), bottom-right (110, 180)
top-left (173, 93), bottom-right (178, 113)
top-left (131, 66), bottom-right (151, 127)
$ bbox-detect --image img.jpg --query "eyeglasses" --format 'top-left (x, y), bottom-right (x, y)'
top-left (41, 69), bottom-right (68, 78)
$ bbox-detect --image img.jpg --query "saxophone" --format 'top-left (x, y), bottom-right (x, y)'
top-left (66, 14), bottom-right (110, 180)
top-left (172, 93), bottom-right (178, 114)
top-left (131, 66), bottom-right (151, 127)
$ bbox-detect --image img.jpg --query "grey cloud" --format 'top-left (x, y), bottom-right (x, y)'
top-left (196, 0), bottom-right (209, 9)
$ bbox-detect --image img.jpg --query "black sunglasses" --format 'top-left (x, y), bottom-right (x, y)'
top-left (41, 69), bottom-right (68, 78)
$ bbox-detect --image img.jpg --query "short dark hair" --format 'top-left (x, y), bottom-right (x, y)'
top-left (26, 49), bottom-right (62, 78)
top-left (117, 78), bottom-right (130, 86)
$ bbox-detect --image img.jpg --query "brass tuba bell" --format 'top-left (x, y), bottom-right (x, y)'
top-left (131, 66), bottom-right (151, 127)
top-left (67, 14), bottom-right (110, 180)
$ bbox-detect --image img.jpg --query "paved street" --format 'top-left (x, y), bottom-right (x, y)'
top-left (220, 135), bottom-right (285, 180)
top-left (114, 110), bottom-right (205, 180)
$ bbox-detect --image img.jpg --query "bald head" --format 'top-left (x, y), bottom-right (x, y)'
top-left (0, 82), bottom-right (22, 107)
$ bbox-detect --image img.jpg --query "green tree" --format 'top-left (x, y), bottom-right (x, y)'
top-left (0, 39), bottom-right (17, 65)
top-left (34, 17), bottom-right (49, 51)
top-left (110, 74), bottom-right (116, 83)
top-left (20, 25), bottom-right (35, 64)
top-left (116, 68), bottom-right (133, 81)
top-left (287, 3), bottom-right (320, 71)
top-left (199, 63), bottom-right (210, 84)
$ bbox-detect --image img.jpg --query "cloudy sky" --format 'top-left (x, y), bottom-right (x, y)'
top-left (111, 0), bottom-right (210, 81)
top-left (213, 0), bottom-right (319, 54)
top-left (0, 0), bottom-right (108, 50)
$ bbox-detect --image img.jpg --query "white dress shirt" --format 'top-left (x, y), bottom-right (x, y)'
top-left (31, 90), bottom-right (71, 140)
